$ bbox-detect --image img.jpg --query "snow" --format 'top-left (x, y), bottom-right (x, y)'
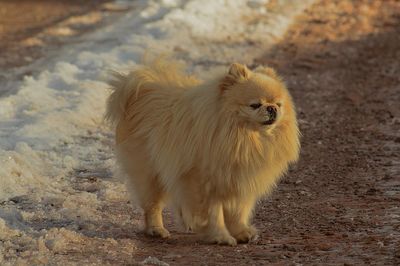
top-left (0, 0), bottom-right (315, 263)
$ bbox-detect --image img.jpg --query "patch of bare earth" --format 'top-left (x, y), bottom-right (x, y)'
top-left (253, 0), bottom-right (400, 264)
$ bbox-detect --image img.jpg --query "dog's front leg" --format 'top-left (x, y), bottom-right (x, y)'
top-left (201, 201), bottom-right (237, 246)
top-left (224, 198), bottom-right (258, 243)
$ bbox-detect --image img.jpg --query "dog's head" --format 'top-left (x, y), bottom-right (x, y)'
top-left (220, 63), bottom-right (293, 131)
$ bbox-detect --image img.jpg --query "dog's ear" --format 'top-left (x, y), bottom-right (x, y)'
top-left (254, 65), bottom-right (281, 81)
top-left (228, 63), bottom-right (250, 79)
top-left (220, 63), bottom-right (250, 91)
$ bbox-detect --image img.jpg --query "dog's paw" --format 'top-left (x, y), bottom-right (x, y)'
top-left (232, 225), bottom-right (258, 243)
top-left (206, 233), bottom-right (237, 246)
top-left (145, 226), bottom-right (170, 238)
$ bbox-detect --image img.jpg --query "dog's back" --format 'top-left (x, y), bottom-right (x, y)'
top-left (105, 58), bottom-right (200, 144)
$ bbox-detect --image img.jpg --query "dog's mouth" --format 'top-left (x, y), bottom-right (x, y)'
top-left (261, 119), bottom-right (275, 126)
top-left (261, 115), bottom-right (277, 126)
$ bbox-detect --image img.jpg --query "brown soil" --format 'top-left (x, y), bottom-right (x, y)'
top-left (127, 0), bottom-right (400, 265)
top-left (253, 0), bottom-right (400, 264)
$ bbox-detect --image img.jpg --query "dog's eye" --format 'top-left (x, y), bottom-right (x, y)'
top-left (250, 103), bottom-right (262, 109)
top-left (277, 102), bottom-right (282, 107)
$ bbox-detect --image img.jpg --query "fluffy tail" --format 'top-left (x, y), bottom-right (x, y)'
top-left (104, 57), bottom-right (199, 126)
top-left (104, 70), bottom-right (130, 126)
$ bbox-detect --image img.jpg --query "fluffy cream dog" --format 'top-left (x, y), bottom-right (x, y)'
top-left (105, 58), bottom-right (300, 246)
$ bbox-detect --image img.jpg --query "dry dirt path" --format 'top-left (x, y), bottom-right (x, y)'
top-left (253, 0), bottom-right (400, 264)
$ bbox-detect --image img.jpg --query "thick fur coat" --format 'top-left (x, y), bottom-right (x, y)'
top-left (105, 58), bottom-right (300, 245)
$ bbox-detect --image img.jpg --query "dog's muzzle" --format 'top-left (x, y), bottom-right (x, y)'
top-left (262, 105), bottom-right (278, 125)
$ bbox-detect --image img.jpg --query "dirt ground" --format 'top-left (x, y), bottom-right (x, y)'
top-left (253, 0), bottom-right (400, 264)
top-left (1, 0), bottom-right (399, 265)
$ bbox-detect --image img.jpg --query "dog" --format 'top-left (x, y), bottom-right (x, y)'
top-left (105, 57), bottom-right (300, 246)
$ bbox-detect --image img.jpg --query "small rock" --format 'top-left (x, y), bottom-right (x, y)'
top-left (366, 188), bottom-right (379, 195)
top-left (9, 195), bottom-right (29, 204)
top-left (140, 256), bottom-right (169, 266)
top-left (317, 243), bottom-right (333, 251)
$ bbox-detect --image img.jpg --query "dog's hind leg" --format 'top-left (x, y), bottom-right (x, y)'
top-left (142, 178), bottom-right (170, 238)
top-left (117, 142), bottom-right (170, 238)
top-left (125, 170), bottom-right (170, 238)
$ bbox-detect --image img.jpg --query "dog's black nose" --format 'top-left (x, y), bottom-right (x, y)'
top-left (266, 105), bottom-right (277, 120)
